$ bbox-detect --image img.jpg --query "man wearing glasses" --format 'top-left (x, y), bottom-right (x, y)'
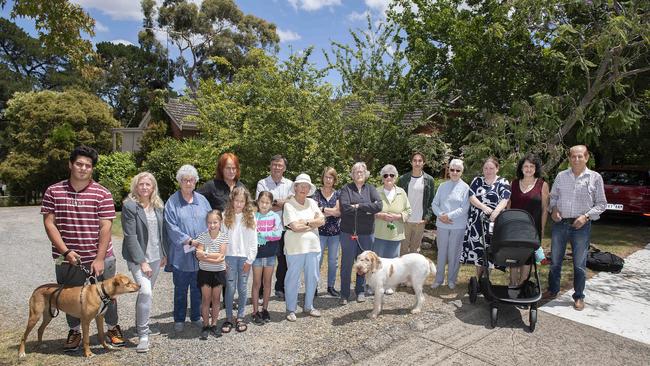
top-left (41, 146), bottom-right (125, 352)
top-left (397, 152), bottom-right (436, 255)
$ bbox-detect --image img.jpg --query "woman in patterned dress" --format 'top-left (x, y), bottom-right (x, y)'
top-left (461, 157), bottom-right (511, 277)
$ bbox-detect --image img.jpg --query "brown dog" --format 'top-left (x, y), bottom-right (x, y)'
top-left (18, 273), bottom-right (140, 358)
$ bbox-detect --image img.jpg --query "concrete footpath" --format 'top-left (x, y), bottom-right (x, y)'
top-left (540, 243), bottom-right (650, 345)
top-left (309, 244), bottom-right (650, 366)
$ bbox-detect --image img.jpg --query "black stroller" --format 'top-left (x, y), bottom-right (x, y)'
top-left (467, 209), bottom-right (542, 331)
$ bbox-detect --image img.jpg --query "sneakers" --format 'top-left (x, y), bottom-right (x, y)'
top-left (192, 320), bottom-right (203, 328)
top-left (63, 329), bottom-right (81, 352)
top-left (366, 288), bottom-right (375, 296)
top-left (384, 288), bottom-right (394, 295)
top-left (252, 312), bottom-right (264, 325)
top-left (106, 325), bottom-right (126, 347)
top-left (327, 287), bottom-right (340, 297)
top-left (448, 283), bottom-right (456, 290)
top-left (210, 326), bottom-right (222, 338)
top-left (136, 336), bottom-right (149, 353)
top-left (286, 312), bottom-right (297, 322)
top-left (261, 309), bottom-right (271, 323)
top-left (305, 308), bottom-right (321, 317)
top-left (339, 298), bottom-right (348, 305)
top-left (199, 326), bottom-right (210, 340)
top-left (147, 325), bottom-right (161, 336)
top-left (431, 282), bottom-right (442, 289)
top-left (357, 293), bottom-right (366, 303)
top-left (174, 322), bottom-right (184, 332)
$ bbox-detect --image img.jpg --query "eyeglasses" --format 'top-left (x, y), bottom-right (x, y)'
top-left (383, 174), bottom-right (395, 178)
top-left (181, 178), bottom-right (196, 184)
top-left (449, 169), bottom-right (462, 173)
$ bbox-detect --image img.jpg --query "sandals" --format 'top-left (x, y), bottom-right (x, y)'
top-left (235, 318), bottom-right (248, 332)
top-left (221, 321), bottom-right (233, 334)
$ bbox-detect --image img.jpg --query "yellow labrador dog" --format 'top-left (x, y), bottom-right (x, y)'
top-left (354, 250), bottom-right (436, 319)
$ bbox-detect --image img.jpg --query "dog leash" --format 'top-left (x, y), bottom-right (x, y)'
top-left (48, 259), bottom-right (100, 318)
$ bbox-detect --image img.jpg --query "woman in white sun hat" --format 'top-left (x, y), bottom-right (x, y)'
top-left (282, 173), bottom-right (326, 322)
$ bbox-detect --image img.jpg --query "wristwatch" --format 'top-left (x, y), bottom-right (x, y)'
top-left (584, 213), bottom-right (590, 220)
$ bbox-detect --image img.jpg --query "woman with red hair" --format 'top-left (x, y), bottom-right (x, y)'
top-left (198, 153), bottom-right (245, 211)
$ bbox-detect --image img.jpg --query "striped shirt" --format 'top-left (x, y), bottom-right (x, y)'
top-left (549, 167), bottom-right (607, 220)
top-left (195, 231), bottom-right (227, 272)
top-left (41, 180), bottom-right (115, 264)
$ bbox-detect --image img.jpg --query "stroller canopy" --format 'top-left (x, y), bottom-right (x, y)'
top-left (492, 209), bottom-right (539, 248)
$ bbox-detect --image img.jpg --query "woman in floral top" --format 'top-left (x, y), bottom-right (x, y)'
top-left (312, 167), bottom-right (341, 297)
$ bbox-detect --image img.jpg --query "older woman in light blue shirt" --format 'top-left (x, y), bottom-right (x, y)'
top-left (431, 159), bottom-right (470, 289)
top-left (164, 165), bottom-right (212, 332)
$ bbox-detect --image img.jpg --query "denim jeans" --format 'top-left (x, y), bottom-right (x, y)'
top-left (285, 252), bottom-right (321, 313)
top-left (225, 256), bottom-right (249, 320)
top-left (340, 233), bottom-right (373, 300)
top-left (129, 260), bottom-right (161, 336)
top-left (172, 268), bottom-right (201, 323)
top-left (319, 235), bottom-right (340, 288)
top-left (373, 238), bottom-right (401, 259)
top-left (548, 220), bottom-right (591, 300)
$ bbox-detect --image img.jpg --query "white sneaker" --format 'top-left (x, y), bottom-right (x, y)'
top-left (305, 308), bottom-right (321, 317)
top-left (286, 312), bottom-right (297, 322)
top-left (357, 293), bottom-right (366, 303)
top-left (431, 282), bottom-right (442, 289)
top-left (136, 336), bottom-right (149, 353)
top-left (384, 288), bottom-right (394, 295)
top-left (339, 298), bottom-right (348, 305)
top-left (366, 288), bottom-right (375, 296)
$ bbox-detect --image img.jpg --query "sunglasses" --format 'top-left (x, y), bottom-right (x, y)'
top-left (449, 169), bottom-right (462, 173)
top-left (383, 174), bottom-right (395, 178)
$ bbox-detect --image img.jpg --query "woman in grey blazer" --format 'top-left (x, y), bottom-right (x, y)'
top-left (121, 172), bottom-right (166, 353)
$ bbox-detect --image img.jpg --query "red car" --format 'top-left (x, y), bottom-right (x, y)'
top-left (597, 167), bottom-right (650, 218)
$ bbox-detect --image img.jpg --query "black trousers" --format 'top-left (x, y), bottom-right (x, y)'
top-left (274, 231), bottom-right (287, 293)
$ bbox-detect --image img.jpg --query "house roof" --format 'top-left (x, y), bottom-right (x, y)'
top-left (162, 98), bottom-right (199, 131)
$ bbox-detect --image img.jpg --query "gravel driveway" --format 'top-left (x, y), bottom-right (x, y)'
top-left (0, 206), bottom-right (456, 365)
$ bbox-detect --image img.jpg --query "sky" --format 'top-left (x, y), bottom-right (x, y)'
top-left (2, 0), bottom-right (394, 94)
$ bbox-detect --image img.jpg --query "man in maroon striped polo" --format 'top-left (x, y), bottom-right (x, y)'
top-left (41, 145), bottom-right (126, 352)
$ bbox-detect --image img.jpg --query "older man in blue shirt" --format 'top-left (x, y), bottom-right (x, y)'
top-left (544, 145), bottom-right (607, 311)
top-left (164, 165), bottom-right (212, 332)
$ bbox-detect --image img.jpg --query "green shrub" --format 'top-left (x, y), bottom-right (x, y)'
top-left (141, 138), bottom-right (219, 201)
top-left (94, 152), bottom-right (137, 209)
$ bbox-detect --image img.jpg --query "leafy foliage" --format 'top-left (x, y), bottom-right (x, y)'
top-left (94, 152), bottom-right (137, 209)
top-left (141, 138), bottom-right (218, 200)
top-left (391, 0), bottom-right (650, 174)
top-left (0, 89), bottom-right (119, 199)
top-left (154, 0), bottom-right (279, 92)
top-left (1, 0), bottom-right (95, 65)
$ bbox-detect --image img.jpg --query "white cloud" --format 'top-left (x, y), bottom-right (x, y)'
top-left (364, 0), bottom-right (389, 14)
top-left (348, 10), bottom-right (370, 22)
top-left (277, 28), bottom-right (302, 42)
top-left (288, 0), bottom-right (341, 11)
top-left (109, 39), bottom-right (135, 46)
top-left (72, 0), bottom-right (143, 21)
top-left (95, 20), bottom-right (109, 32)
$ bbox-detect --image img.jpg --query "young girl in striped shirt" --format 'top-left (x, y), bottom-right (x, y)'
top-left (195, 210), bottom-right (227, 339)
top-left (252, 191), bottom-right (283, 324)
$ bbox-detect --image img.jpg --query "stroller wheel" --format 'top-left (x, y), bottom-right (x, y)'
top-left (469, 277), bottom-right (478, 304)
top-left (529, 308), bottom-right (537, 332)
top-left (490, 306), bottom-right (498, 328)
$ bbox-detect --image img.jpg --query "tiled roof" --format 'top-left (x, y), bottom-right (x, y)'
top-left (162, 98), bottom-right (199, 131)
